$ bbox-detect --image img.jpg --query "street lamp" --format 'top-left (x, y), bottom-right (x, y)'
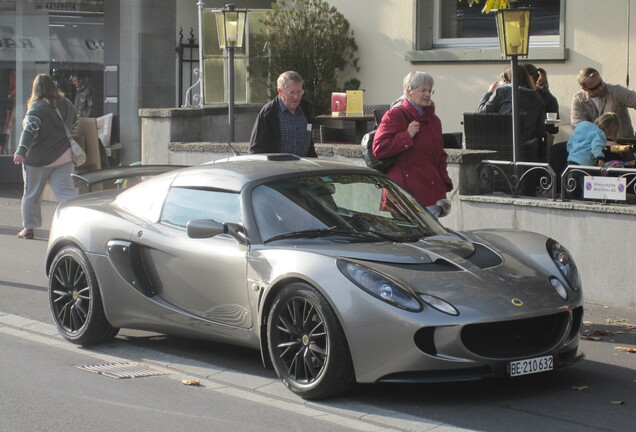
top-left (495, 3), bottom-right (530, 163)
top-left (216, 4), bottom-right (247, 142)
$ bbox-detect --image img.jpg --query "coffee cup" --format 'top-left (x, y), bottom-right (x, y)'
top-left (546, 112), bottom-right (558, 121)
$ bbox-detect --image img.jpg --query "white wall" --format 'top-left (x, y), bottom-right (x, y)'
top-left (177, 0), bottom-right (199, 41)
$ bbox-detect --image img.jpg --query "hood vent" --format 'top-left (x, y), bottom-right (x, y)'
top-left (464, 243), bottom-right (503, 269)
top-left (386, 259), bottom-right (459, 272)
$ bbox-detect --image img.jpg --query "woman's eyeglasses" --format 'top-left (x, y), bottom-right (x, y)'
top-left (413, 87), bottom-right (434, 95)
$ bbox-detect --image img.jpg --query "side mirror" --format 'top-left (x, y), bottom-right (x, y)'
top-left (426, 199), bottom-right (451, 219)
top-left (187, 219), bottom-right (245, 244)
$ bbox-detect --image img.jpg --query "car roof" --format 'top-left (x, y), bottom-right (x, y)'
top-left (170, 154), bottom-right (375, 192)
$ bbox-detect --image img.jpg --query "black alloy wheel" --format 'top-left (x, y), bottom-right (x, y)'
top-left (49, 246), bottom-right (118, 345)
top-left (267, 282), bottom-right (355, 400)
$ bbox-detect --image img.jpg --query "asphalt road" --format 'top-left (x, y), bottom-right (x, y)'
top-left (1, 183), bottom-right (634, 432)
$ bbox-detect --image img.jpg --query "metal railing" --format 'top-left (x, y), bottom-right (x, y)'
top-left (478, 159), bottom-right (636, 203)
top-left (560, 165), bottom-right (636, 202)
top-left (176, 27), bottom-right (200, 108)
top-left (478, 160), bottom-right (557, 198)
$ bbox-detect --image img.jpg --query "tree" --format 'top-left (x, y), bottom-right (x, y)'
top-left (260, 0), bottom-right (359, 114)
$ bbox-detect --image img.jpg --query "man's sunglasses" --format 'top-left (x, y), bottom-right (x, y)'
top-left (585, 80), bottom-right (604, 92)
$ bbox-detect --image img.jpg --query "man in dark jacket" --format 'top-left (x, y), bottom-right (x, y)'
top-left (249, 71), bottom-right (317, 157)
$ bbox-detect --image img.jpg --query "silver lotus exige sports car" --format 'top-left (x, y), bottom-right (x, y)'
top-left (46, 154), bottom-right (584, 400)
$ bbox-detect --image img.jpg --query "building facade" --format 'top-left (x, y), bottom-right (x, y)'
top-left (2, 0), bottom-right (636, 163)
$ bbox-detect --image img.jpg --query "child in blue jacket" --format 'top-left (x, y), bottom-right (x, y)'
top-left (567, 112), bottom-right (621, 167)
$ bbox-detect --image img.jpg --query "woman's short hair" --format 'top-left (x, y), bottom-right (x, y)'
top-left (403, 71), bottom-right (434, 95)
top-left (277, 71), bottom-right (304, 90)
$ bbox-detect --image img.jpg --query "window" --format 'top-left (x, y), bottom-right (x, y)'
top-left (115, 174), bottom-right (175, 223)
top-left (161, 187), bottom-right (241, 229)
top-left (252, 175), bottom-right (446, 243)
top-left (410, 0), bottom-right (566, 63)
top-left (200, 9), bottom-right (268, 105)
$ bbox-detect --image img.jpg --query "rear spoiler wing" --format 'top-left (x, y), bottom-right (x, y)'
top-left (72, 164), bottom-right (187, 191)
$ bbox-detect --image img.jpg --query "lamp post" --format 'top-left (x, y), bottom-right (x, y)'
top-left (495, 2), bottom-right (531, 163)
top-left (216, 4), bottom-right (247, 142)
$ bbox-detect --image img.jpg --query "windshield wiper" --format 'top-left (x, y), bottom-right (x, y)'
top-left (264, 226), bottom-right (388, 243)
top-left (359, 229), bottom-right (402, 242)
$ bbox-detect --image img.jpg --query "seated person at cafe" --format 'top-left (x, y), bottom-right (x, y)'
top-left (249, 70), bottom-right (317, 157)
top-left (478, 64), bottom-right (546, 162)
top-left (567, 112), bottom-right (621, 168)
top-left (571, 67), bottom-right (636, 138)
top-left (567, 112), bottom-right (621, 198)
top-left (523, 63), bottom-right (560, 135)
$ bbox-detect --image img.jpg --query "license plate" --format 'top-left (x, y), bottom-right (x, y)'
top-left (509, 355), bottom-right (554, 377)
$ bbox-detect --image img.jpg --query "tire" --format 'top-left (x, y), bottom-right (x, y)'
top-left (48, 246), bottom-right (119, 345)
top-left (267, 282), bottom-right (355, 400)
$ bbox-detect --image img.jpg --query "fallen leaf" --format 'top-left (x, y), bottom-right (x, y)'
top-left (609, 400), bottom-right (625, 405)
top-left (614, 347), bottom-right (636, 353)
top-left (181, 379), bottom-right (202, 386)
top-left (581, 335), bottom-right (602, 341)
top-left (583, 321), bottom-right (593, 326)
top-left (572, 386), bottom-right (588, 391)
top-left (587, 330), bottom-right (615, 336)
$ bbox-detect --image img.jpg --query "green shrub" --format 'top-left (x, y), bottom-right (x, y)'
top-left (259, 0), bottom-right (359, 114)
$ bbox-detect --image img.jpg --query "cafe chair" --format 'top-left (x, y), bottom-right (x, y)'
top-left (549, 141), bottom-right (568, 196)
top-left (442, 132), bottom-right (462, 149)
top-left (463, 112), bottom-right (514, 160)
top-left (319, 124), bottom-right (358, 144)
top-left (365, 104), bottom-right (390, 127)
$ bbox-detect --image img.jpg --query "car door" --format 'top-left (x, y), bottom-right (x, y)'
top-left (133, 187), bottom-right (252, 328)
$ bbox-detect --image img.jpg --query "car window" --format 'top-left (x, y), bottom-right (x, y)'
top-left (160, 187), bottom-right (241, 229)
top-left (115, 174), bottom-right (174, 223)
top-left (252, 174), bottom-right (447, 242)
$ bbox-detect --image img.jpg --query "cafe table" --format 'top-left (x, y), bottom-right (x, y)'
top-left (314, 114), bottom-right (375, 143)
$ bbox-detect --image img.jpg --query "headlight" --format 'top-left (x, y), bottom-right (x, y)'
top-left (549, 277), bottom-right (568, 300)
top-left (337, 260), bottom-right (422, 312)
top-left (547, 239), bottom-right (581, 292)
top-left (419, 294), bottom-right (459, 316)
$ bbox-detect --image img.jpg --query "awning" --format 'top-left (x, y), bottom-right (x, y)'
top-left (0, 15), bottom-right (103, 64)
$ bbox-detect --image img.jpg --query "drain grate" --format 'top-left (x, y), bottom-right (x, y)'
top-left (75, 362), bottom-right (169, 379)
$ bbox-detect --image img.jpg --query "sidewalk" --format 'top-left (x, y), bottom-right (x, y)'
top-left (0, 183), bottom-right (57, 238)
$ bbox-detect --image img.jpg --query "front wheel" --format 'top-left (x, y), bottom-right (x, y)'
top-left (267, 282), bottom-right (355, 400)
top-left (48, 246), bottom-right (119, 345)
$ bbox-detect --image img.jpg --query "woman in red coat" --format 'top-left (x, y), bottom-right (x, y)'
top-left (372, 71), bottom-right (453, 207)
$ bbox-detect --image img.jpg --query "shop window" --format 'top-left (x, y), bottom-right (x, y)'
top-left (0, 1), bottom-right (104, 155)
top-left (409, 0), bottom-right (566, 63)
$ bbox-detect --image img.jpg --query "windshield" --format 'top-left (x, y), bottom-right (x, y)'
top-left (252, 174), bottom-right (447, 243)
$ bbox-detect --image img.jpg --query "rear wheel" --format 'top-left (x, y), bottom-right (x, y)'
top-left (267, 282), bottom-right (355, 400)
top-left (48, 246), bottom-right (118, 345)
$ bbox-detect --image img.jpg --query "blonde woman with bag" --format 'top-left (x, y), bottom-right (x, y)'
top-left (13, 74), bottom-right (79, 239)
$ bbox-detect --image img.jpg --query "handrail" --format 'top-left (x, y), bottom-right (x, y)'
top-left (561, 165), bottom-right (636, 202)
top-left (478, 160), bottom-right (556, 198)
